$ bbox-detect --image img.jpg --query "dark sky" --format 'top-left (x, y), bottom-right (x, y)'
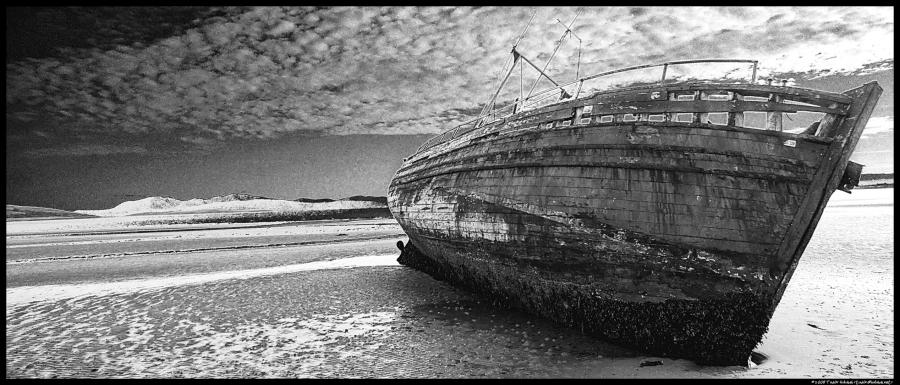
top-left (6, 133), bottom-right (430, 210)
top-left (6, 6), bottom-right (895, 210)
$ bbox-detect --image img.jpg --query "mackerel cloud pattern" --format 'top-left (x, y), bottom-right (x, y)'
top-left (6, 7), bottom-right (894, 156)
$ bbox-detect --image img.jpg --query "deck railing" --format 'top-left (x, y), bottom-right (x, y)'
top-left (417, 59), bottom-right (760, 153)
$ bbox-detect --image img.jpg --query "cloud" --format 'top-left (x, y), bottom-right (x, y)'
top-left (5, 6), bottom-right (895, 149)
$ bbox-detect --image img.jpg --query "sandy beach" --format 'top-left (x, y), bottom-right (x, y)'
top-left (5, 188), bottom-right (893, 378)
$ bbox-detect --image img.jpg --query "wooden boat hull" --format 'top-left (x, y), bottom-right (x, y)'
top-left (387, 82), bottom-right (881, 365)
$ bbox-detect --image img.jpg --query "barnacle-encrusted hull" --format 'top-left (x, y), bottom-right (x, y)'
top-left (387, 81), bottom-right (881, 365)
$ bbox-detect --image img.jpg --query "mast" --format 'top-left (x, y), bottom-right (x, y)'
top-left (481, 49), bottom-right (521, 120)
top-left (479, 8), bottom-right (586, 122)
top-left (478, 9), bottom-right (536, 125)
top-left (524, 8), bottom-right (582, 100)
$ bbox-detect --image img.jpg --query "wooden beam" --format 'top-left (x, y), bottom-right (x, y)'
top-left (766, 93), bottom-right (784, 131)
top-left (727, 93), bottom-right (744, 127)
top-left (768, 81), bottom-right (882, 311)
top-left (584, 83), bottom-right (853, 107)
top-left (482, 53), bottom-right (521, 124)
top-left (662, 83), bottom-right (853, 107)
top-left (588, 99), bottom-right (847, 116)
top-left (814, 113), bottom-right (841, 137)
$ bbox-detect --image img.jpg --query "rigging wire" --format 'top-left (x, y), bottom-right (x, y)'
top-left (519, 56), bottom-right (524, 110)
top-left (555, 16), bottom-right (583, 81)
top-left (513, 8), bottom-right (537, 49)
top-left (525, 8), bottom-right (582, 100)
top-left (576, 35), bottom-right (582, 80)
top-left (481, 54), bottom-right (514, 116)
top-left (482, 8), bottom-right (537, 118)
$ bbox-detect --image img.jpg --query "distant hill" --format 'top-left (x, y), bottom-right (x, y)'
top-left (858, 173), bottom-right (893, 189)
top-left (75, 194), bottom-right (388, 217)
top-left (860, 173), bottom-right (893, 181)
top-left (208, 193), bottom-right (272, 202)
top-left (343, 196), bottom-right (389, 205)
top-left (293, 198), bottom-right (335, 203)
top-left (293, 196), bottom-right (388, 205)
top-left (6, 204), bottom-right (97, 220)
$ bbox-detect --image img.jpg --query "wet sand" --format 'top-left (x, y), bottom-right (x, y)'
top-left (5, 189), bottom-right (893, 378)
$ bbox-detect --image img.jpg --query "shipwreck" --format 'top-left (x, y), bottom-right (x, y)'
top-left (386, 13), bottom-right (882, 365)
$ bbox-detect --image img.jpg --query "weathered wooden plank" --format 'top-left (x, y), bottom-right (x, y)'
top-left (498, 147), bottom-right (814, 174)
top-left (403, 210), bottom-right (781, 253)
top-left (814, 113), bottom-right (841, 137)
top-left (576, 82), bottom-right (852, 107)
top-left (394, 166), bottom-right (809, 207)
top-left (769, 81), bottom-right (883, 308)
top-left (420, 82), bottom-right (849, 153)
top-left (394, 181), bottom-right (799, 242)
top-left (429, 210), bottom-right (785, 237)
top-left (397, 126), bottom-right (829, 178)
top-left (433, 153), bottom-right (815, 182)
top-left (461, 180), bottom-right (805, 213)
top-left (435, 146), bottom-right (818, 177)
top-left (401, 209), bottom-right (779, 256)
top-left (395, 161), bottom-right (811, 189)
top-left (394, 203), bottom-right (798, 246)
top-left (587, 99), bottom-right (846, 116)
top-left (409, 119), bottom-right (833, 171)
top-left (416, 189), bottom-right (794, 229)
top-left (409, 232), bottom-right (761, 279)
top-left (766, 94), bottom-right (784, 131)
top-left (400, 135), bottom-right (819, 182)
top-left (395, 176), bottom-right (801, 219)
top-left (656, 83), bottom-right (853, 107)
top-left (398, 141), bottom-right (822, 178)
top-left (727, 92), bottom-right (745, 127)
top-left (503, 123), bottom-right (827, 159)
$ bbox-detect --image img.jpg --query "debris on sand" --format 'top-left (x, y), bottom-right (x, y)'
top-left (749, 351), bottom-right (768, 366)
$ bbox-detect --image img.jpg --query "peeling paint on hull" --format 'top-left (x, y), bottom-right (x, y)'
top-left (392, 187), bottom-right (774, 365)
top-left (387, 81), bottom-right (882, 366)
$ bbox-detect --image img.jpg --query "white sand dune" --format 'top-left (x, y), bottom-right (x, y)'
top-left (7, 204), bottom-right (96, 219)
top-left (75, 196), bottom-right (384, 217)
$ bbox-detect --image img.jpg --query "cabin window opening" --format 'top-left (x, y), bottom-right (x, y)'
top-left (623, 114), bottom-right (638, 122)
top-left (705, 93), bottom-right (731, 101)
top-left (742, 111), bottom-right (767, 129)
top-left (675, 113), bottom-right (693, 122)
top-left (579, 117), bottom-right (592, 125)
top-left (707, 112), bottom-right (728, 125)
top-left (560, 120), bottom-right (572, 127)
top-left (600, 115), bottom-right (614, 123)
top-left (582, 105), bottom-right (594, 115)
top-left (783, 111), bottom-right (826, 134)
top-left (742, 96), bottom-right (768, 102)
top-left (648, 114), bottom-right (665, 122)
top-left (543, 122), bottom-right (554, 129)
top-left (676, 94), bottom-right (696, 101)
